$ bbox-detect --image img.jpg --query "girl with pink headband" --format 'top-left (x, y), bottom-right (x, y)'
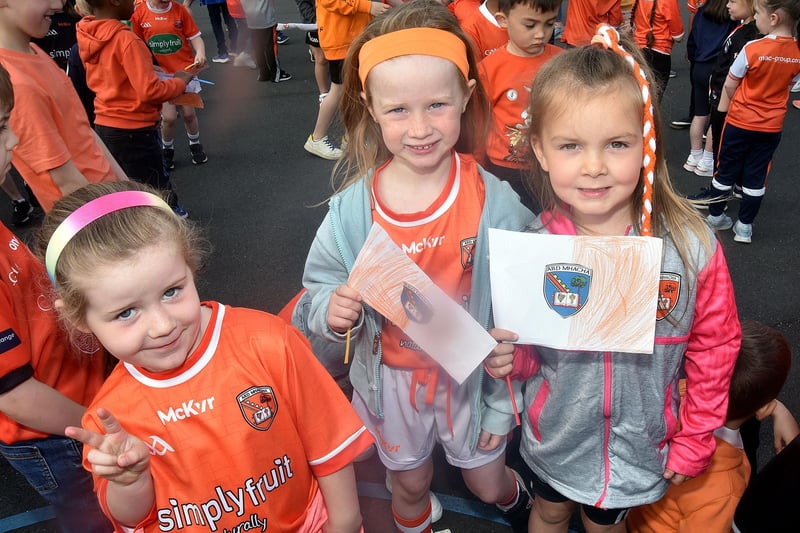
top-left (485, 26), bottom-right (740, 533)
top-left (37, 181), bottom-right (374, 532)
top-left (296, 1), bottom-right (534, 531)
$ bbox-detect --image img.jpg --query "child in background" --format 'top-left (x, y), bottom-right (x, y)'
top-left (304, 0), bottom-right (390, 160)
top-left (301, 2), bottom-right (534, 531)
top-left (77, 0), bottom-right (197, 218)
top-left (630, 0), bottom-right (684, 99)
top-left (628, 320), bottom-right (793, 532)
top-left (561, 0), bottom-right (622, 47)
top-left (696, 0), bottom-right (800, 244)
top-left (229, 0), bottom-right (257, 68)
top-left (241, 0), bottom-right (292, 82)
top-left (485, 27), bottom-right (739, 533)
top-left (295, 0), bottom-right (330, 103)
top-left (0, 0), bottom-right (126, 214)
top-left (461, 0), bottom-right (509, 58)
top-left (478, 0), bottom-right (561, 209)
top-left (184, 0), bottom-right (239, 62)
top-left (0, 63), bottom-right (111, 533)
top-left (37, 181), bottom-right (373, 532)
top-left (131, 0), bottom-right (209, 168)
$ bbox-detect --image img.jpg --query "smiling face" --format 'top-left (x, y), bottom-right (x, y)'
top-left (363, 55), bottom-right (475, 179)
top-left (496, 4), bottom-right (559, 57)
top-left (76, 240), bottom-right (207, 373)
top-left (531, 88), bottom-right (644, 235)
top-left (0, 0), bottom-right (65, 41)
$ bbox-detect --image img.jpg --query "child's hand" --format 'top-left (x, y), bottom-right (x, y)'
top-left (662, 468), bottom-right (692, 486)
top-left (484, 329), bottom-right (518, 378)
top-left (477, 430), bottom-right (505, 451)
top-left (174, 70), bottom-right (195, 84)
top-left (181, 62), bottom-right (206, 78)
top-left (370, 2), bottom-right (392, 16)
top-left (65, 408), bottom-right (151, 487)
top-left (327, 285), bottom-right (363, 334)
top-left (191, 53), bottom-right (207, 69)
top-left (771, 400), bottom-right (800, 453)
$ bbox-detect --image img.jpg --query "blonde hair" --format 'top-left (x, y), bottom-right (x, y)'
top-left (333, 0), bottom-right (490, 192)
top-left (34, 182), bottom-right (210, 328)
top-left (526, 42), bottom-right (713, 269)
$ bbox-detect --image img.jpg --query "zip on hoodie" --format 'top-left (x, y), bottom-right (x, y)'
top-left (595, 351), bottom-right (613, 507)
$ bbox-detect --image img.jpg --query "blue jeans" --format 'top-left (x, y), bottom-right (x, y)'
top-left (207, 3), bottom-right (239, 55)
top-left (0, 436), bottom-right (111, 532)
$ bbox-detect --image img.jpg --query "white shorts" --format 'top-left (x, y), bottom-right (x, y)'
top-left (352, 365), bottom-right (505, 471)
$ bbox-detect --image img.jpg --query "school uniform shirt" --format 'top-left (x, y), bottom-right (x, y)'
top-left (131, 1), bottom-right (201, 75)
top-left (461, 1), bottom-right (508, 58)
top-left (316, 0), bottom-right (373, 61)
top-left (479, 44), bottom-right (562, 169)
top-left (562, 0), bottom-right (622, 47)
top-left (82, 302), bottom-right (373, 532)
top-left (709, 21), bottom-right (760, 100)
top-left (726, 35), bottom-right (800, 133)
top-left (0, 45), bottom-right (117, 212)
top-left (0, 223), bottom-right (105, 444)
top-left (686, 0), bottom-right (705, 13)
top-left (632, 0), bottom-right (684, 55)
top-left (77, 16), bottom-right (186, 130)
top-left (370, 153), bottom-right (485, 369)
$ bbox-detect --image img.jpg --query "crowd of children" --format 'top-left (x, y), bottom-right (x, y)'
top-left (0, 0), bottom-right (799, 532)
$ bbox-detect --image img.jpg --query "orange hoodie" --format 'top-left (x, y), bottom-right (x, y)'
top-left (316, 0), bottom-right (374, 61)
top-left (76, 16), bottom-right (186, 129)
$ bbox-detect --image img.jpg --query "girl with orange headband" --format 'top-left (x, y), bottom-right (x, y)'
top-left (484, 26), bottom-right (740, 533)
top-left (298, 1), bottom-right (534, 531)
top-left (38, 180), bottom-right (374, 532)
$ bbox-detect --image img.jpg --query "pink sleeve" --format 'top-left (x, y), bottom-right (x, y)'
top-left (510, 344), bottom-right (540, 381)
top-left (666, 244), bottom-right (739, 477)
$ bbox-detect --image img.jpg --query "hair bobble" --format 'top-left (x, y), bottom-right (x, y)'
top-left (591, 24), bottom-right (657, 237)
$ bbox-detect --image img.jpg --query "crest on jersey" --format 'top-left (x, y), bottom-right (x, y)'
top-left (656, 273), bottom-right (681, 320)
top-left (401, 282), bottom-right (433, 324)
top-left (174, 20), bottom-right (183, 29)
top-left (460, 237), bottom-right (476, 270)
top-left (237, 386), bottom-right (278, 431)
top-left (543, 263), bottom-right (592, 318)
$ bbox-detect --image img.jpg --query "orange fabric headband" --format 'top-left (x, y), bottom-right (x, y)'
top-left (358, 28), bottom-right (470, 87)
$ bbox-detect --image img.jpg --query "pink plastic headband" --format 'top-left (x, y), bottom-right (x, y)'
top-left (45, 191), bottom-right (173, 283)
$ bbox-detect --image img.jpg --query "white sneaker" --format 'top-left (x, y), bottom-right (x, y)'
top-left (304, 134), bottom-right (342, 160)
top-left (384, 472), bottom-right (443, 523)
top-left (683, 152), bottom-right (701, 172)
top-left (707, 213), bottom-right (733, 231)
top-left (733, 220), bottom-right (752, 243)
top-left (694, 158), bottom-right (714, 177)
top-left (233, 52), bottom-right (257, 70)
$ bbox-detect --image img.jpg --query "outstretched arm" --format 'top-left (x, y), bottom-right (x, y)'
top-left (66, 408), bottom-right (154, 527)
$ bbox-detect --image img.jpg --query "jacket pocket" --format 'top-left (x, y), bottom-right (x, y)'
top-left (528, 379), bottom-right (550, 442)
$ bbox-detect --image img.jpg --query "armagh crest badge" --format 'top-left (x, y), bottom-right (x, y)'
top-left (460, 237), bottom-right (476, 270)
top-left (657, 273), bottom-right (681, 320)
top-left (237, 386), bottom-right (278, 431)
top-left (543, 263), bottom-right (592, 318)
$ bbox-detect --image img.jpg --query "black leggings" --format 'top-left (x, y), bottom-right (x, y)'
top-left (641, 48), bottom-right (671, 102)
top-left (251, 26), bottom-right (278, 80)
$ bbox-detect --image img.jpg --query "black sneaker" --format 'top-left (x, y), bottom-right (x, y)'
top-left (163, 147), bottom-right (175, 170)
top-left (189, 143), bottom-right (207, 165)
top-left (687, 187), bottom-right (732, 208)
top-left (670, 116), bottom-right (692, 129)
top-left (11, 199), bottom-right (34, 227)
top-left (273, 69), bottom-right (292, 83)
top-left (497, 469), bottom-right (533, 532)
top-left (276, 30), bottom-right (289, 45)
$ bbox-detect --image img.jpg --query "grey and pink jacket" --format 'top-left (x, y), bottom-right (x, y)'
top-left (503, 211), bottom-right (739, 508)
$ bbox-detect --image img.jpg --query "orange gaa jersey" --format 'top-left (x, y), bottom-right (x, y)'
top-left (371, 153), bottom-right (485, 369)
top-left (81, 302), bottom-right (373, 532)
top-left (461, 1), bottom-right (508, 58)
top-left (0, 223), bottom-right (105, 444)
top-left (726, 35), bottom-right (800, 133)
top-left (632, 0), bottom-right (684, 55)
top-left (131, 1), bottom-right (201, 74)
top-left (479, 44), bottom-right (562, 168)
top-left (562, 0), bottom-right (622, 47)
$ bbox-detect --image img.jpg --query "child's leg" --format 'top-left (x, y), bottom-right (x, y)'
top-left (528, 471), bottom-right (576, 533)
top-left (461, 453), bottom-right (518, 503)
top-left (252, 27), bottom-right (277, 80)
top-left (736, 130), bottom-right (781, 226)
top-left (389, 461), bottom-right (435, 532)
top-left (580, 505), bottom-right (629, 533)
top-left (180, 105), bottom-right (199, 138)
top-left (220, 3), bottom-right (239, 53)
top-left (161, 102), bottom-right (179, 146)
top-left (311, 81), bottom-right (341, 141)
top-left (206, 5), bottom-right (228, 57)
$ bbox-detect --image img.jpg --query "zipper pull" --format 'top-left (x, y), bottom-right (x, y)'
top-left (372, 331), bottom-right (382, 354)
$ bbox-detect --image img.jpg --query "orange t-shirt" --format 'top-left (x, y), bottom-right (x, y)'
top-left (479, 44), bottom-right (562, 168)
top-left (562, 0), bottom-right (622, 47)
top-left (461, 2), bottom-right (508, 58)
top-left (726, 35), bottom-right (800, 133)
top-left (632, 0), bottom-right (684, 55)
top-left (227, 0), bottom-right (246, 19)
top-left (448, 0), bottom-right (481, 25)
top-left (131, 1), bottom-right (201, 74)
top-left (82, 302), bottom-right (373, 532)
top-left (316, 0), bottom-right (373, 61)
top-left (0, 44), bottom-right (117, 212)
top-left (371, 153), bottom-right (485, 369)
top-left (0, 223), bottom-right (106, 444)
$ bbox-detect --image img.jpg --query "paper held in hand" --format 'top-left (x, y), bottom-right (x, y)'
top-left (488, 229), bottom-right (663, 354)
top-left (348, 224), bottom-right (497, 384)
